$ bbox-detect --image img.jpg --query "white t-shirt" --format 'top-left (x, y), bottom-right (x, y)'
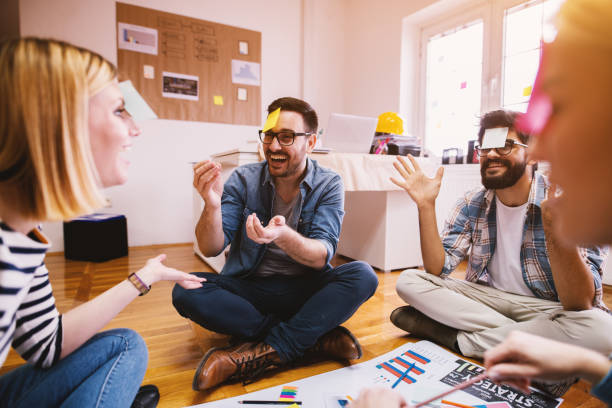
top-left (487, 196), bottom-right (534, 296)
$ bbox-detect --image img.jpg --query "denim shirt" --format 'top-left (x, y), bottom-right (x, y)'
top-left (218, 158), bottom-right (344, 277)
top-left (439, 171), bottom-right (609, 310)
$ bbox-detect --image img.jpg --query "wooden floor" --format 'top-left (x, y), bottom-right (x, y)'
top-left (1, 244), bottom-right (607, 408)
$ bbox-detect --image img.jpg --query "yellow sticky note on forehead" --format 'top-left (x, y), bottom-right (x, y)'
top-left (262, 108), bottom-right (281, 132)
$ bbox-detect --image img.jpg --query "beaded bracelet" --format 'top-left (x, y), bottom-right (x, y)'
top-left (128, 272), bottom-right (151, 296)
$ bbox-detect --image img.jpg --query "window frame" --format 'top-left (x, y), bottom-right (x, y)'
top-left (414, 0), bottom-right (550, 154)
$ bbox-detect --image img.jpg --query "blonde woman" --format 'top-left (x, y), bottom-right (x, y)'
top-left (0, 38), bottom-right (204, 407)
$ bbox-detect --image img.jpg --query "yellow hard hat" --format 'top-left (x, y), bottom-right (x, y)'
top-left (376, 112), bottom-right (404, 135)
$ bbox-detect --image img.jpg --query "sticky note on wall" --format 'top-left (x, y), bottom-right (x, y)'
top-left (213, 95), bottom-right (224, 105)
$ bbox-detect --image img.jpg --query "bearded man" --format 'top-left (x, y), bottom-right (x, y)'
top-left (387, 110), bottom-right (611, 396)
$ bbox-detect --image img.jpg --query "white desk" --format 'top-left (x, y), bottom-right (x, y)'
top-left (311, 154), bottom-right (481, 270)
top-left (604, 258), bottom-right (612, 285)
top-left (193, 151), bottom-right (481, 272)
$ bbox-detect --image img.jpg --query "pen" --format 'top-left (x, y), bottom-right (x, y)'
top-left (413, 373), bottom-right (487, 408)
top-left (441, 400), bottom-right (475, 408)
top-left (238, 401), bottom-right (302, 405)
top-left (392, 362), bottom-right (415, 389)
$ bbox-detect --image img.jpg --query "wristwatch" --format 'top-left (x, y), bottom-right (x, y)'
top-left (128, 272), bottom-right (151, 296)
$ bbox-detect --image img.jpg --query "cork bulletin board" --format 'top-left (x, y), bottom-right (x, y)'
top-left (116, 2), bottom-right (261, 125)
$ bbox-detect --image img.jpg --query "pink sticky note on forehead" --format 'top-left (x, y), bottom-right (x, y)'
top-left (516, 43), bottom-right (552, 135)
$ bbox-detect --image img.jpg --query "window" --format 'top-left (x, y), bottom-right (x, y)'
top-left (416, 0), bottom-right (563, 157)
top-left (425, 21), bottom-right (483, 157)
top-left (502, 0), bottom-right (564, 112)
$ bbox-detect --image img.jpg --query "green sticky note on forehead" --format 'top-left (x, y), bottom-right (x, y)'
top-left (118, 80), bottom-right (158, 121)
top-left (262, 107), bottom-right (281, 132)
top-left (481, 127), bottom-right (509, 148)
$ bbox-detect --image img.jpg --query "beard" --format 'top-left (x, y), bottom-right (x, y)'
top-left (265, 151), bottom-right (306, 179)
top-left (480, 157), bottom-right (527, 189)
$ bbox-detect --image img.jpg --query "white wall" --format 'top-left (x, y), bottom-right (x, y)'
top-left (342, 0), bottom-right (437, 121)
top-left (302, 0), bottom-right (348, 132)
top-left (19, 0), bottom-right (304, 251)
top-left (18, 0), bottom-right (457, 252)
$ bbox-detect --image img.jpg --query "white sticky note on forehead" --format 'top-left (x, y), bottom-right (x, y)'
top-left (481, 127), bottom-right (509, 149)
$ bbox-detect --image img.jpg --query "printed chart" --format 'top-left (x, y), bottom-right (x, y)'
top-left (190, 341), bottom-right (562, 408)
top-left (373, 349), bottom-right (430, 386)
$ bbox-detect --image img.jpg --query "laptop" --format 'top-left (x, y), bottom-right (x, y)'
top-left (319, 113), bottom-right (378, 154)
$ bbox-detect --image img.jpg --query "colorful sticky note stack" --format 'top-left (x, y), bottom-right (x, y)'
top-left (278, 385), bottom-right (298, 402)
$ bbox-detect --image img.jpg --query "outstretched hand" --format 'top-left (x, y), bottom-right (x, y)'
top-left (245, 213), bottom-right (287, 244)
top-left (138, 254), bottom-right (206, 290)
top-left (390, 155), bottom-right (444, 208)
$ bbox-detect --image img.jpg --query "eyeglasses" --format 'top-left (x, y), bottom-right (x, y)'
top-left (475, 139), bottom-right (528, 157)
top-left (258, 130), bottom-right (312, 146)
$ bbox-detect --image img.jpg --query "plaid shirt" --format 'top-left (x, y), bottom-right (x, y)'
top-left (440, 171), bottom-right (609, 311)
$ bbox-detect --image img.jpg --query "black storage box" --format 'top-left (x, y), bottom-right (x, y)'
top-left (387, 143), bottom-right (421, 156)
top-left (63, 213), bottom-right (128, 262)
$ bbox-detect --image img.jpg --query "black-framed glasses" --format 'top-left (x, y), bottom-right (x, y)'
top-left (475, 139), bottom-right (528, 157)
top-left (258, 130), bottom-right (311, 146)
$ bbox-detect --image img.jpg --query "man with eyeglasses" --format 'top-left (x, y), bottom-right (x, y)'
top-left (387, 109), bottom-right (611, 396)
top-left (173, 97), bottom-right (378, 391)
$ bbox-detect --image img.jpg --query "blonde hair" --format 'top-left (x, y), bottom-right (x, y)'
top-left (556, 0), bottom-right (612, 52)
top-left (0, 38), bottom-right (115, 221)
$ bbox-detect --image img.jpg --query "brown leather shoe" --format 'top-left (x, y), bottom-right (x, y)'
top-left (307, 326), bottom-right (362, 360)
top-left (192, 341), bottom-right (283, 391)
top-left (390, 306), bottom-right (459, 352)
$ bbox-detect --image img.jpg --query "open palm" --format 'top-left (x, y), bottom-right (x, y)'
top-left (390, 155), bottom-right (444, 207)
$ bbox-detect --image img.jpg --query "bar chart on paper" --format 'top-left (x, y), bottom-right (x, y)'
top-left (191, 341), bottom-right (563, 408)
top-left (374, 349), bottom-right (430, 386)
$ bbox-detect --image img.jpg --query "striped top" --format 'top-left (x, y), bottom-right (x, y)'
top-left (0, 222), bottom-right (62, 369)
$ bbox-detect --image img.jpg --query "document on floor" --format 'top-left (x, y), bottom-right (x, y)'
top-left (188, 340), bottom-right (563, 408)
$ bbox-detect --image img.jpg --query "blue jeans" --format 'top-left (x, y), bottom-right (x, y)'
top-left (172, 261), bottom-right (378, 361)
top-left (0, 328), bottom-right (148, 408)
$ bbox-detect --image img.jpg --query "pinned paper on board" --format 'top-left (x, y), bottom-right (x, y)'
top-left (143, 64), bottom-right (155, 79)
top-left (231, 59), bottom-right (261, 86)
top-left (239, 40), bottom-right (249, 55)
top-left (263, 108), bottom-right (281, 132)
top-left (481, 127), bottom-right (509, 149)
top-left (162, 72), bottom-right (199, 101)
top-left (213, 95), bottom-right (224, 106)
top-left (117, 22), bottom-right (158, 55)
top-left (118, 80), bottom-right (158, 121)
top-left (237, 88), bottom-right (248, 101)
